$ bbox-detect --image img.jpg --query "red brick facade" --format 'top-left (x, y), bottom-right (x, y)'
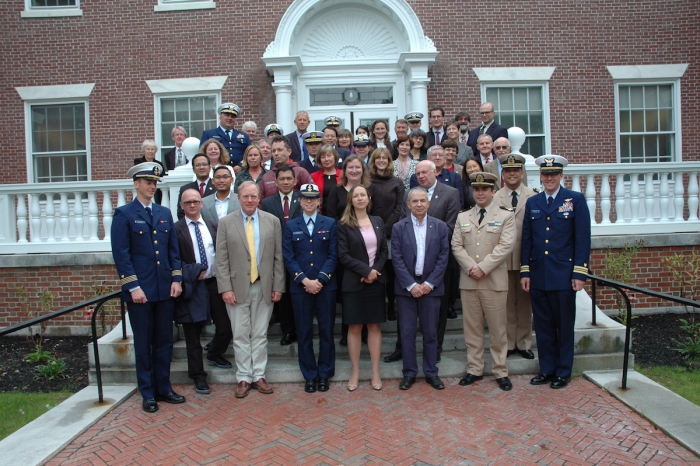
top-left (0, 0), bottom-right (697, 184)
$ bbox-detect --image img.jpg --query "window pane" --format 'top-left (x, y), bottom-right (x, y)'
top-left (630, 135), bottom-right (644, 163)
top-left (309, 87), bottom-right (393, 106)
top-left (514, 112), bottom-right (529, 131)
top-left (645, 109), bottom-right (659, 132)
top-left (644, 86), bottom-right (658, 109)
top-left (630, 110), bottom-right (644, 132)
top-left (630, 87), bottom-right (643, 108)
top-left (659, 85), bottom-right (673, 108)
top-left (175, 98), bottom-right (189, 122)
top-left (644, 135), bottom-right (658, 162)
top-left (499, 90), bottom-right (513, 111)
top-left (159, 95), bottom-right (217, 149)
top-left (161, 99), bottom-right (175, 122)
top-left (530, 112), bottom-right (544, 134)
top-left (486, 88), bottom-right (498, 104)
top-left (527, 137), bottom-right (545, 158)
top-left (620, 136), bottom-right (631, 163)
top-left (499, 114), bottom-right (514, 128)
top-left (489, 86), bottom-right (547, 155)
top-left (513, 88), bottom-right (528, 110)
top-left (31, 103), bottom-right (88, 182)
top-left (619, 86), bottom-right (630, 109)
top-left (659, 109), bottom-right (673, 131)
top-left (619, 110), bottom-right (630, 133)
top-left (528, 87), bottom-right (542, 110)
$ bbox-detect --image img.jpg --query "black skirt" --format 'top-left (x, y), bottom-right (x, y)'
top-left (342, 280), bottom-right (386, 325)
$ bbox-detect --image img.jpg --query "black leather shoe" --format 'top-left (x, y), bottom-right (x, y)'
top-left (339, 336), bottom-right (347, 346)
top-left (304, 379), bottom-right (317, 393)
top-left (195, 380), bottom-right (211, 394)
top-left (142, 398), bottom-right (158, 413)
top-left (550, 376), bottom-right (571, 389)
top-left (426, 376), bottom-right (445, 389)
top-left (507, 349), bottom-right (517, 357)
top-left (436, 353), bottom-right (441, 363)
top-left (383, 350), bottom-right (402, 362)
top-left (280, 333), bottom-right (297, 345)
top-left (530, 373), bottom-right (554, 385)
top-left (447, 307), bottom-right (457, 319)
top-left (459, 373), bottom-right (483, 386)
top-left (496, 377), bottom-right (513, 391)
top-left (399, 376), bottom-right (416, 390)
top-left (155, 391), bottom-right (185, 404)
top-left (206, 355), bottom-right (233, 369)
top-left (387, 309), bottom-right (397, 321)
top-left (518, 349), bottom-right (535, 359)
top-left (317, 377), bottom-right (330, 392)
top-left (203, 342), bottom-right (211, 351)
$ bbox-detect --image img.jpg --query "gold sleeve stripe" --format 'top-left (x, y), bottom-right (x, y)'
top-left (172, 270), bottom-right (183, 276)
top-left (319, 272), bottom-right (332, 279)
top-left (121, 275), bottom-right (137, 286)
top-left (573, 266), bottom-right (588, 274)
top-left (520, 265), bottom-right (530, 273)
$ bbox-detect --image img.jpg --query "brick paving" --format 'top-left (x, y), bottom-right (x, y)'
top-left (48, 376), bottom-right (699, 465)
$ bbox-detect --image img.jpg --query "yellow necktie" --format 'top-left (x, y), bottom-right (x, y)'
top-left (247, 215), bottom-right (258, 283)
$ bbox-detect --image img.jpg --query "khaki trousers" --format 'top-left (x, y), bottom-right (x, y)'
top-left (461, 289), bottom-right (508, 378)
top-left (506, 270), bottom-right (533, 351)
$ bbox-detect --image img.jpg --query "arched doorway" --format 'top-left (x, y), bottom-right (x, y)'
top-left (263, 0), bottom-right (438, 136)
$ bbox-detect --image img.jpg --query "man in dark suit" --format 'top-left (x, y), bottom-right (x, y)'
top-left (282, 184), bottom-right (338, 393)
top-left (164, 126), bottom-right (188, 171)
top-left (261, 165), bottom-right (303, 345)
top-left (426, 107), bottom-right (446, 148)
top-left (467, 102), bottom-right (509, 156)
top-left (391, 187), bottom-right (450, 390)
top-left (409, 145), bottom-right (465, 208)
top-left (521, 155), bottom-right (591, 389)
top-left (200, 103), bottom-right (251, 171)
top-left (285, 110), bottom-right (311, 162)
top-left (110, 162), bottom-right (184, 413)
top-left (299, 131), bottom-right (323, 174)
top-left (389, 118), bottom-right (409, 160)
top-left (177, 153), bottom-right (215, 220)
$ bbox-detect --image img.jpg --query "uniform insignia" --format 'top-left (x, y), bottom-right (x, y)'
top-left (533, 188), bottom-right (541, 193)
top-left (461, 223), bottom-right (470, 227)
top-left (292, 231), bottom-right (304, 235)
top-left (488, 220), bottom-right (502, 227)
top-left (159, 220), bottom-right (167, 223)
top-left (317, 230), bottom-right (328, 234)
top-left (500, 205), bottom-right (513, 211)
top-left (544, 157), bottom-right (555, 167)
top-left (531, 209), bottom-right (540, 213)
top-left (135, 220), bottom-right (145, 224)
top-left (153, 166), bottom-right (161, 176)
top-left (237, 134), bottom-right (245, 141)
top-left (559, 201), bottom-right (574, 212)
top-left (476, 174), bottom-right (485, 183)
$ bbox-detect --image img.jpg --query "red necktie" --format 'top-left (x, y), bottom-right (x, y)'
top-left (283, 195), bottom-right (290, 222)
top-left (199, 182), bottom-right (205, 197)
top-left (434, 131), bottom-right (440, 145)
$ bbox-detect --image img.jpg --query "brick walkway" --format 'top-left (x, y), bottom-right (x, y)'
top-left (49, 376), bottom-right (699, 465)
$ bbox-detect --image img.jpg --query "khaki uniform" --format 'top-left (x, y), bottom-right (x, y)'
top-left (493, 185), bottom-right (537, 351)
top-left (451, 203), bottom-right (516, 378)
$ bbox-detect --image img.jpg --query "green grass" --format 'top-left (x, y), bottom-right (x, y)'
top-left (0, 391), bottom-right (73, 441)
top-left (635, 365), bottom-right (700, 407)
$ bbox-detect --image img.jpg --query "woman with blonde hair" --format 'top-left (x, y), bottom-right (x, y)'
top-left (233, 144), bottom-right (268, 193)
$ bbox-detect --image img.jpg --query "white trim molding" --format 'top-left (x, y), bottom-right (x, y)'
top-left (145, 76), bottom-right (227, 95)
top-left (473, 67), bottom-right (556, 82)
top-left (154, 0), bottom-right (215, 13)
top-left (21, 0), bottom-right (82, 18)
top-left (16, 83), bottom-right (95, 102)
top-left (606, 64), bottom-right (688, 81)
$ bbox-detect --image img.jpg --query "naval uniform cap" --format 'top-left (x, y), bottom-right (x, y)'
top-left (469, 171), bottom-right (498, 187)
top-left (404, 112), bottom-right (424, 123)
top-left (535, 155), bottom-right (568, 172)
top-left (299, 184), bottom-right (321, 198)
top-left (264, 123), bottom-right (283, 136)
top-left (302, 131), bottom-right (324, 143)
top-left (324, 115), bottom-right (342, 127)
top-left (353, 134), bottom-right (371, 146)
top-left (499, 153), bottom-right (526, 168)
top-left (218, 103), bottom-right (240, 116)
top-left (128, 162), bottom-right (163, 181)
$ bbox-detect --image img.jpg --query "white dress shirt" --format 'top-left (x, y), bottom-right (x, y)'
top-left (214, 191), bottom-right (232, 219)
top-left (186, 216), bottom-right (216, 279)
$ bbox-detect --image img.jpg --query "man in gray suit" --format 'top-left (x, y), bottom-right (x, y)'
top-left (201, 165), bottom-right (242, 225)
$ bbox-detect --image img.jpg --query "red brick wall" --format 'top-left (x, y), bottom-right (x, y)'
top-left (0, 0), bottom-right (697, 184)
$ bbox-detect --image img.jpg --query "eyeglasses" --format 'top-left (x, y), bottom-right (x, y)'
top-left (182, 200), bottom-right (202, 206)
top-left (194, 163), bottom-right (210, 168)
top-left (494, 146), bottom-right (510, 150)
top-left (480, 111), bottom-right (494, 115)
top-left (214, 175), bottom-right (232, 180)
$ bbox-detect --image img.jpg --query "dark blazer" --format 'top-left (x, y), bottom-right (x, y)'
top-left (466, 123), bottom-right (509, 156)
top-left (403, 181), bottom-right (461, 235)
top-left (200, 127), bottom-right (251, 167)
top-left (426, 128), bottom-right (446, 148)
top-left (337, 216), bottom-right (388, 292)
top-left (336, 147), bottom-right (351, 163)
top-left (285, 131), bottom-right (304, 162)
top-left (283, 214), bottom-right (338, 292)
top-left (175, 216), bottom-right (218, 265)
top-left (299, 157), bottom-right (321, 174)
top-left (163, 147), bottom-right (185, 171)
top-left (260, 191), bottom-right (303, 230)
top-left (409, 168), bottom-right (464, 208)
top-left (175, 217), bottom-right (216, 323)
top-left (390, 215), bottom-right (449, 297)
top-left (176, 179), bottom-right (215, 220)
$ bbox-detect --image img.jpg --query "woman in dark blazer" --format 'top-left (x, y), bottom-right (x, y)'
top-left (337, 184), bottom-right (388, 391)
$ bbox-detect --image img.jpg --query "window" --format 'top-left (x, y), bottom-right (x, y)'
top-left (608, 65), bottom-right (687, 163)
top-left (310, 87), bottom-right (393, 106)
top-left (154, 0), bottom-right (215, 12)
top-left (22, 0), bottom-right (82, 17)
top-left (16, 83), bottom-right (94, 183)
top-left (473, 67), bottom-right (554, 158)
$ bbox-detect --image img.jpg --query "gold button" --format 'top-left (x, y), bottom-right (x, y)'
top-left (310, 251), bottom-right (313, 254)
top-left (546, 217), bottom-right (550, 221)
top-left (476, 255), bottom-right (480, 258)
top-left (154, 240), bottom-right (158, 244)
top-left (156, 251), bottom-right (160, 255)
top-left (310, 239), bottom-right (313, 242)
top-left (476, 243), bottom-right (480, 246)
top-left (121, 275), bottom-right (124, 278)
top-left (157, 261), bottom-right (160, 265)
top-left (477, 230), bottom-right (481, 234)
top-left (545, 251), bottom-right (549, 255)
top-left (546, 227), bottom-right (550, 231)
top-left (139, 231), bottom-right (142, 234)
top-left (545, 239), bottom-right (549, 243)
top-left (153, 230), bottom-right (157, 234)
top-left (310, 263), bottom-right (314, 266)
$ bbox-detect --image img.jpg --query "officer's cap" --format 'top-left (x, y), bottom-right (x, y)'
top-left (128, 162), bottom-right (163, 181)
top-left (404, 112), bottom-right (423, 123)
top-left (264, 123), bottom-right (283, 137)
top-left (218, 103), bottom-right (240, 116)
top-left (299, 184), bottom-right (321, 198)
top-left (324, 115), bottom-right (342, 127)
top-left (353, 134), bottom-right (371, 146)
top-left (535, 155), bottom-right (568, 172)
top-left (469, 172), bottom-right (498, 188)
top-left (499, 153), bottom-right (526, 169)
top-left (303, 131), bottom-right (324, 143)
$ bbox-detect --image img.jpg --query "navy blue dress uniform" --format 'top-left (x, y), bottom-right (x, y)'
top-left (299, 131), bottom-right (324, 174)
top-left (282, 184), bottom-right (338, 387)
top-left (520, 155), bottom-right (591, 387)
top-left (110, 162), bottom-right (183, 409)
top-left (200, 103), bottom-right (251, 168)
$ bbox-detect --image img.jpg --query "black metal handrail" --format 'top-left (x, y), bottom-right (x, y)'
top-left (587, 272), bottom-right (700, 389)
top-left (0, 291), bottom-right (125, 402)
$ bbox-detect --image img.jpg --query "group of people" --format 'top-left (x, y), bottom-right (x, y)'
top-left (112, 100), bottom-right (591, 413)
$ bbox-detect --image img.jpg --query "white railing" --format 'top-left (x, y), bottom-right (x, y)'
top-left (0, 162), bottom-right (699, 253)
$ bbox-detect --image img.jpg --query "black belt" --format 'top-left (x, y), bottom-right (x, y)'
top-left (205, 277), bottom-right (217, 284)
top-left (414, 275), bottom-right (423, 281)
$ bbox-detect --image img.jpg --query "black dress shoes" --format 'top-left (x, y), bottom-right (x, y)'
top-left (339, 336), bottom-right (348, 346)
top-left (203, 341), bottom-right (212, 351)
top-left (399, 376), bottom-right (416, 390)
top-left (142, 398), bottom-right (158, 413)
top-left (280, 333), bottom-right (297, 346)
top-left (459, 373), bottom-right (483, 386)
top-left (387, 309), bottom-right (397, 321)
top-left (155, 391), bottom-right (186, 404)
top-left (304, 379), bottom-right (317, 393)
top-left (426, 376), bottom-right (445, 390)
top-left (550, 376), bottom-right (571, 389)
top-left (195, 380), bottom-right (211, 394)
top-left (530, 373), bottom-right (555, 385)
top-left (518, 349), bottom-right (535, 359)
top-left (447, 306), bottom-right (457, 319)
top-left (318, 377), bottom-right (330, 392)
top-left (496, 377), bottom-right (513, 391)
top-left (383, 350), bottom-right (402, 362)
top-left (206, 355), bottom-right (233, 369)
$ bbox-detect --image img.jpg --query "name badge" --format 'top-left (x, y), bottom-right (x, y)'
top-left (135, 220), bottom-right (145, 224)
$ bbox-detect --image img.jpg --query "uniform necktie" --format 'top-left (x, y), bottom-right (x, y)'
top-left (246, 216), bottom-right (258, 283)
top-left (479, 125), bottom-right (486, 135)
top-left (226, 130), bottom-right (232, 140)
top-left (478, 208), bottom-right (486, 225)
top-left (177, 148), bottom-right (184, 166)
top-left (193, 221), bottom-right (208, 269)
top-left (511, 191), bottom-right (518, 207)
top-left (145, 206), bottom-right (153, 219)
top-left (283, 195), bottom-right (290, 222)
top-left (307, 218), bottom-right (314, 236)
top-left (548, 196), bottom-right (553, 207)
top-left (199, 182), bottom-right (206, 197)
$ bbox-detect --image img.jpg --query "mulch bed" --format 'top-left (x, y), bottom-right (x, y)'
top-left (0, 313), bottom-right (696, 393)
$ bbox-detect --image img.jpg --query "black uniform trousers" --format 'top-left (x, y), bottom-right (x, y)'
top-left (204, 278), bottom-right (231, 360)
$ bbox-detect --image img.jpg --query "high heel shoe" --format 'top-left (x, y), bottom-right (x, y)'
top-left (371, 378), bottom-right (383, 391)
top-left (347, 383), bottom-right (358, 392)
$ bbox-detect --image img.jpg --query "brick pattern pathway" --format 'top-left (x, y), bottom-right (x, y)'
top-left (49, 376), bottom-right (699, 465)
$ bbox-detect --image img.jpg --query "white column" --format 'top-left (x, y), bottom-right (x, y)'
top-left (273, 83), bottom-right (293, 130)
top-left (262, 56), bottom-right (302, 129)
top-left (400, 53), bottom-right (438, 132)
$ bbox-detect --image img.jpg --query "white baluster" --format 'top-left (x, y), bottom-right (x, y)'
top-left (45, 193), bottom-right (56, 242)
top-left (117, 190), bottom-right (126, 207)
top-left (161, 189), bottom-right (170, 212)
top-left (644, 173), bottom-right (655, 222)
top-left (88, 191), bottom-right (99, 240)
top-left (74, 191), bottom-right (84, 241)
top-left (16, 194), bottom-right (28, 243)
top-left (600, 174), bottom-right (611, 224)
top-left (688, 172), bottom-right (699, 221)
top-left (571, 174), bottom-right (581, 193)
top-left (673, 171), bottom-right (684, 221)
top-left (102, 191), bottom-right (113, 241)
top-left (585, 174), bottom-right (596, 224)
top-left (59, 193), bottom-right (70, 241)
top-left (615, 173), bottom-right (626, 224)
top-left (659, 173), bottom-right (670, 222)
top-left (30, 194), bottom-right (41, 242)
top-left (629, 174), bottom-right (640, 223)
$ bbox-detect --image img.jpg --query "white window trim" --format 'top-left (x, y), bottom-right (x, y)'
top-left (474, 67), bottom-right (555, 156)
top-left (22, 0), bottom-right (82, 18)
top-left (154, 0), bottom-right (216, 13)
top-left (608, 64), bottom-right (688, 163)
top-left (16, 84), bottom-right (95, 183)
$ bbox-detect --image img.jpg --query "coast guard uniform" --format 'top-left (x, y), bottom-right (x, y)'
top-left (200, 103), bottom-right (251, 168)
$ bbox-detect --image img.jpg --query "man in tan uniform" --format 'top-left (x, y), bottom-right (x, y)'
top-left (493, 154), bottom-right (537, 359)
top-left (452, 172), bottom-right (516, 391)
